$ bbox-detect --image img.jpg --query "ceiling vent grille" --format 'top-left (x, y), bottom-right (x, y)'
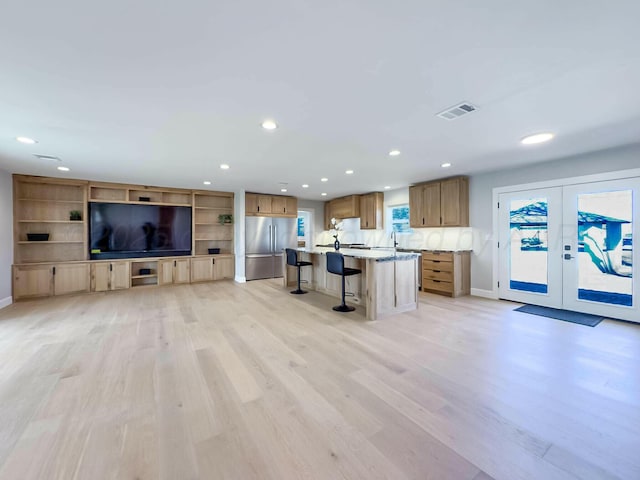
top-left (33, 154), bottom-right (62, 162)
top-left (436, 102), bottom-right (477, 121)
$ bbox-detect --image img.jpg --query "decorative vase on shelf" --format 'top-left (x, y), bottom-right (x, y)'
top-left (334, 237), bottom-right (340, 250)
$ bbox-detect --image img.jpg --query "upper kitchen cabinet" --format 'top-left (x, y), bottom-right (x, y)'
top-left (409, 176), bottom-right (469, 227)
top-left (245, 193), bottom-right (297, 218)
top-left (325, 195), bottom-right (360, 226)
top-left (359, 192), bottom-right (384, 229)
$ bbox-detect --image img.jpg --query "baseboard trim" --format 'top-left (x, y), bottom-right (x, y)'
top-left (0, 296), bottom-right (13, 310)
top-left (470, 288), bottom-right (498, 300)
top-left (234, 275), bottom-right (246, 284)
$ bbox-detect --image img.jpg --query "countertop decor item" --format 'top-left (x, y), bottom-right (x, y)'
top-left (330, 217), bottom-right (343, 250)
top-left (27, 233), bottom-right (49, 241)
top-left (218, 213), bottom-right (233, 225)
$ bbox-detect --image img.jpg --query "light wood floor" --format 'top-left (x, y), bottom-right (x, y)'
top-left (0, 281), bottom-right (639, 480)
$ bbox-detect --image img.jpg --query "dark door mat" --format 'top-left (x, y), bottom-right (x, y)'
top-left (514, 304), bottom-right (604, 327)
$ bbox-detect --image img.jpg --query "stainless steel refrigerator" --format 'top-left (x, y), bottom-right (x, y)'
top-left (245, 216), bottom-right (297, 280)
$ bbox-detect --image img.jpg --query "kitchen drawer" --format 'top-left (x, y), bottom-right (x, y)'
top-left (423, 259), bottom-right (453, 272)
top-left (423, 269), bottom-right (453, 282)
top-left (422, 278), bottom-right (453, 294)
top-left (422, 251), bottom-right (453, 262)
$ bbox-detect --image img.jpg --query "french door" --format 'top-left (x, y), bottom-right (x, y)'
top-left (498, 178), bottom-right (639, 323)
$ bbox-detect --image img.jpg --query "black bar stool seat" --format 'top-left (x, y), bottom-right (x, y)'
top-left (286, 248), bottom-right (313, 294)
top-left (326, 252), bottom-right (361, 312)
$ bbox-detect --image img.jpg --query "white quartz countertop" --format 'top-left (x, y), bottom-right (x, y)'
top-left (295, 247), bottom-right (421, 261)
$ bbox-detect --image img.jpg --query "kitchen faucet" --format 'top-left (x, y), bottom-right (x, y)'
top-left (391, 230), bottom-right (399, 251)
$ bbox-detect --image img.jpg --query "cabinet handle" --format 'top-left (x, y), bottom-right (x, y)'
top-left (433, 280), bottom-right (441, 283)
top-left (422, 217), bottom-right (425, 224)
top-left (257, 205), bottom-right (260, 212)
top-left (433, 270), bottom-right (440, 273)
top-left (110, 264), bottom-right (113, 272)
top-left (174, 260), bottom-right (176, 267)
top-left (212, 258), bottom-right (215, 265)
top-left (432, 260), bottom-right (440, 263)
top-left (52, 267), bottom-right (56, 276)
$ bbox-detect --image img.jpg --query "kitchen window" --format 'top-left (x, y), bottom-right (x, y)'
top-left (390, 204), bottom-right (411, 233)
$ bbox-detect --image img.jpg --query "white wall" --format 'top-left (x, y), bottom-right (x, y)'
top-left (0, 169), bottom-right (13, 307)
top-left (469, 143), bottom-right (640, 292)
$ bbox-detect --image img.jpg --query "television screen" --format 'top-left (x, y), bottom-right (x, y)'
top-left (89, 203), bottom-right (192, 259)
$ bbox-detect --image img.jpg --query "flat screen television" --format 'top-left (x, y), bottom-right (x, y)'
top-left (89, 203), bottom-right (192, 260)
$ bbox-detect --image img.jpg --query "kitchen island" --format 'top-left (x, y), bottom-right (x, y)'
top-left (283, 247), bottom-right (421, 320)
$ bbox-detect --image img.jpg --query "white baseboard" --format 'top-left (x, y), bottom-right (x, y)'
top-left (234, 275), bottom-right (246, 283)
top-left (470, 288), bottom-right (498, 300)
top-left (0, 296), bottom-right (13, 310)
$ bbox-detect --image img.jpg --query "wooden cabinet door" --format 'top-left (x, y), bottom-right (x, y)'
top-left (440, 177), bottom-right (469, 226)
top-left (257, 195), bottom-right (272, 214)
top-left (423, 182), bottom-right (442, 227)
top-left (13, 265), bottom-right (53, 300)
top-left (245, 193), bottom-right (258, 214)
top-left (213, 256), bottom-right (235, 280)
top-left (111, 262), bottom-right (130, 290)
top-left (360, 194), bottom-right (374, 229)
top-left (191, 257), bottom-right (214, 282)
top-left (271, 196), bottom-right (286, 216)
top-left (54, 263), bottom-right (90, 296)
top-left (91, 263), bottom-right (111, 292)
top-left (284, 197), bottom-right (297, 217)
top-left (174, 258), bottom-right (191, 284)
top-left (409, 186), bottom-right (424, 227)
top-left (324, 200), bottom-right (333, 229)
top-left (158, 259), bottom-right (174, 285)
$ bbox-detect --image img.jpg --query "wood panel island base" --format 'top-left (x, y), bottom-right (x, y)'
top-left (283, 247), bottom-right (420, 320)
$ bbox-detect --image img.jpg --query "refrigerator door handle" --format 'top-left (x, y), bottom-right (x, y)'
top-left (274, 225), bottom-right (277, 252)
top-left (269, 225), bottom-right (272, 253)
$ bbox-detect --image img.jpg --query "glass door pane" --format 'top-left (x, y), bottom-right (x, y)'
top-left (498, 187), bottom-right (563, 308)
top-left (563, 178), bottom-right (639, 322)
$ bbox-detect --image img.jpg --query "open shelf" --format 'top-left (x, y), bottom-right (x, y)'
top-left (18, 220), bottom-right (84, 224)
top-left (18, 198), bottom-right (84, 204)
top-left (131, 274), bottom-right (158, 279)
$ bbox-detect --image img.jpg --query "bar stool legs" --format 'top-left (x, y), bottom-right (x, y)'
top-left (332, 273), bottom-right (355, 312)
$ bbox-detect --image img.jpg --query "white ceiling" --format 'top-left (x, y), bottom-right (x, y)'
top-left (1, 1), bottom-right (640, 200)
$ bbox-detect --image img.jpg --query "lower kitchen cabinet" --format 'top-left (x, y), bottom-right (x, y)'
top-left (13, 263), bottom-right (90, 300)
top-left (159, 258), bottom-right (191, 285)
top-left (213, 255), bottom-right (235, 280)
top-left (421, 251), bottom-right (470, 297)
top-left (91, 262), bottom-right (130, 292)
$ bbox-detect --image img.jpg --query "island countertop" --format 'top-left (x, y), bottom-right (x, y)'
top-left (294, 246), bottom-right (421, 262)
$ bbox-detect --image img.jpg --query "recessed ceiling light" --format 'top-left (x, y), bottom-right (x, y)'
top-left (203, 181), bottom-right (211, 185)
top-left (389, 150), bottom-right (401, 156)
top-left (220, 164), bottom-right (230, 170)
top-left (261, 119), bottom-right (278, 130)
top-left (321, 177), bottom-right (328, 182)
top-left (321, 192), bottom-right (327, 196)
top-left (281, 188), bottom-right (287, 192)
top-left (441, 163), bottom-right (452, 168)
top-left (345, 170), bottom-right (354, 175)
top-left (16, 136), bottom-right (37, 144)
top-left (57, 166), bottom-right (70, 172)
top-left (384, 186), bottom-right (391, 189)
top-left (521, 132), bottom-right (555, 145)
top-left (302, 184), bottom-right (309, 188)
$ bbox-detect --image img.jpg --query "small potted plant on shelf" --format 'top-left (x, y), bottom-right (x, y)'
top-left (218, 213), bottom-right (233, 225)
top-left (69, 210), bottom-right (82, 221)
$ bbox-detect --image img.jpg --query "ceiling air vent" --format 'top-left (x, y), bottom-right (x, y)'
top-left (33, 154), bottom-right (62, 162)
top-left (436, 102), bottom-right (478, 121)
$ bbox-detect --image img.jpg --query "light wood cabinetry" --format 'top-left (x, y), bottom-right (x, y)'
top-left (191, 255), bottom-right (235, 282)
top-left (158, 258), bottom-right (191, 285)
top-left (421, 251), bottom-right (470, 297)
top-left (89, 182), bottom-right (192, 206)
top-left (91, 262), bottom-right (130, 292)
top-left (330, 195), bottom-right (360, 219)
top-left (359, 192), bottom-right (384, 229)
top-left (12, 175), bottom-right (235, 301)
top-left (54, 263), bottom-right (91, 296)
top-left (13, 265), bottom-right (53, 299)
top-left (13, 176), bottom-right (88, 264)
top-left (245, 193), bottom-right (297, 217)
top-left (409, 176), bottom-right (468, 228)
top-left (13, 263), bottom-right (90, 300)
top-left (193, 191), bottom-right (234, 255)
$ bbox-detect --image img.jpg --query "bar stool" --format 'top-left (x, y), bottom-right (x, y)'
top-left (326, 252), bottom-right (361, 312)
top-left (286, 248), bottom-right (313, 294)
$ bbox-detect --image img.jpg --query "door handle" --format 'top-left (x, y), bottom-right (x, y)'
top-left (564, 254), bottom-right (574, 260)
top-left (274, 226), bottom-right (277, 252)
